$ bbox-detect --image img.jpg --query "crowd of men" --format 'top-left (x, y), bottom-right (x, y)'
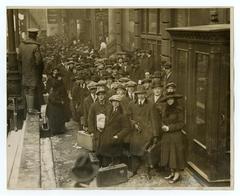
top-left (19, 29), bottom-right (184, 184)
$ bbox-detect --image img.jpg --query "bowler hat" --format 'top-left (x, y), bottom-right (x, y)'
top-left (71, 150), bottom-right (98, 183)
top-left (134, 85), bottom-right (146, 94)
top-left (152, 81), bottom-right (164, 88)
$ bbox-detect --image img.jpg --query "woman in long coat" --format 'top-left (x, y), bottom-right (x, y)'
top-left (98, 95), bottom-right (131, 165)
top-left (159, 92), bottom-right (185, 183)
top-left (46, 73), bottom-right (71, 135)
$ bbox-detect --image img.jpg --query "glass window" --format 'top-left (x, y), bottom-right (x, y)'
top-left (148, 9), bottom-right (157, 34)
top-left (195, 52), bottom-right (209, 145)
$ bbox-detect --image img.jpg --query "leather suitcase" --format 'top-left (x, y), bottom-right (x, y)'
top-left (96, 163), bottom-right (128, 187)
top-left (77, 131), bottom-right (94, 151)
top-left (145, 142), bottom-right (161, 168)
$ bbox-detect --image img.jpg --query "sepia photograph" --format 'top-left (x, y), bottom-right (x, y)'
top-left (5, 6), bottom-right (232, 190)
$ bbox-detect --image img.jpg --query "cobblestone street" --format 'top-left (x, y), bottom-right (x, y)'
top-left (51, 119), bottom-right (204, 189)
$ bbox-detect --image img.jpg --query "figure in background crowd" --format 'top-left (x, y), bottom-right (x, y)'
top-left (18, 28), bottom-right (44, 114)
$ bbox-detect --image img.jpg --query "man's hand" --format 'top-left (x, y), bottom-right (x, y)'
top-left (134, 123), bottom-right (142, 133)
top-left (162, 125), bottom-right (169, 132)
top-left (113, 135), bottom-right (118, 139)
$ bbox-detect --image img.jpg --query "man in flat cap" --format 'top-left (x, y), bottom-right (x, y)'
top-left (19, 28), bottom-right (44, 114)
top-left (88, 88), bottom-right (112, 166)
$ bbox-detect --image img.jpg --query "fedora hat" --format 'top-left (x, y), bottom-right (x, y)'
top-left (71, 151), bottom-right (98, 183)
top-left (134, 85), bottom-right (146, 94)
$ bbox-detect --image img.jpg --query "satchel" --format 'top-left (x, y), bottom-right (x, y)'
top-left (145, 142), bottom-right (161, 168)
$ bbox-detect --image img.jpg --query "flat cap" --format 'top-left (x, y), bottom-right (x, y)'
top-left (27, 28), bottom-right (39, 32)
top-left (109, 95), bottom-right (122, 102)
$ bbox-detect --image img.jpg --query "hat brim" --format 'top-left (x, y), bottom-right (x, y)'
top-left (96, 90), bottom-right (106, 95)
top-left (134, 90), bottom-right (146, 94)
top-left (71, 164), bottom-right (99, 183)
top-left (160, 94), bottom-right (183, 102)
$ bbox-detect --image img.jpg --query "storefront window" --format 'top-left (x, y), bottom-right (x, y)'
top-left (195, 52), bottom-right (209, 145)
top-left (148, 9), bottom-right (157, 34)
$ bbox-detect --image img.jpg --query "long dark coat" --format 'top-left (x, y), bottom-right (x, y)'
top-left (83, 94), bottom-right (95, 127)
top-left (46, 79), bottom-right (71, 134)
top-left (98, 106), bottom-right (131, 157)
top-left (127, 99), bottom-right (160, 156)
top-left (71, 84), bottom-right (89, 119)
top-left (160, 103), bottom-right (185, 170)
top-left (88, 100), bottom-right (112, 154)
top-left (19, 38), bottom-right (44, 87)
top-left (148, 94), bottom-right (165, 119)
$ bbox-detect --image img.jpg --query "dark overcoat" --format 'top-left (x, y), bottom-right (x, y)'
top-left (160, 103), bottom-right (185, 170)
top-left (83, 94), bottom-right (95, 127)
top-left (98, 106), bottom-right (131, 157)
top-left (148, 94), bottom-right (165, 119)
top-left (46, 79), bottom-right (71, 134)
top-left (19, 38), bottom-right (44, 87)
top-left (88, 100), bottom-right (112, 154)
top-left (127, 99), bottom-right (160, 156)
